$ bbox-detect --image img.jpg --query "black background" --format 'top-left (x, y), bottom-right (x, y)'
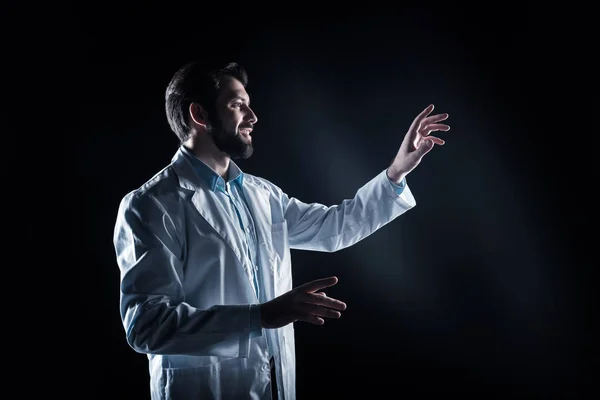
top-left (76, 5), bottom-right (593, 399)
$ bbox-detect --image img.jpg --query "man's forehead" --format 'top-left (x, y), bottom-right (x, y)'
top-left (218, 77), bottom-right (249, 102)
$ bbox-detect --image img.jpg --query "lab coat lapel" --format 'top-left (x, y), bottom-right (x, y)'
top-left (190, 190), bottom-right (247, 263)
top-left (171, 150), bottom-right (248, 268)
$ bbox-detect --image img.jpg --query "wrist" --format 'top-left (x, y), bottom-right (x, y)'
top-left (386, 166), bottom-right (406, 185)
top-left (250, 304), bottom-right (264, 330)
top-left (258, 304), bottom-right (264, 328)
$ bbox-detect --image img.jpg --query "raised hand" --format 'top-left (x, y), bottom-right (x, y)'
top-left (387, 104), bottom-right (451, 183)
top-left (260, 276), bottom-right (347, 329)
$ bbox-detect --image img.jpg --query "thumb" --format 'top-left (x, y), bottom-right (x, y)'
top-left (418, 138), bottom-right (434, 155)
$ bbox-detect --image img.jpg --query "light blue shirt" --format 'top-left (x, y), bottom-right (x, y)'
top-left (181, 145), bottom-right (407, 301)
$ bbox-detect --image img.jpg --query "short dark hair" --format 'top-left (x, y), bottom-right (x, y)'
top-left (165, 61), bottom-right (249, 143)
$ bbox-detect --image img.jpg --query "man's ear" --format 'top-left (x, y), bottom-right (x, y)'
top-left (189, 102), bottom-right (208, 127)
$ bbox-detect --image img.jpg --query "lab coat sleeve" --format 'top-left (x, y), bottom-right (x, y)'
top-left (113, 191), bottom-right (262, 358)
top-left (281, 169), bottom-right (417, 252)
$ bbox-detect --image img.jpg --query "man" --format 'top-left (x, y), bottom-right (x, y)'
top-left (113, 61), bottom-right (450, 399)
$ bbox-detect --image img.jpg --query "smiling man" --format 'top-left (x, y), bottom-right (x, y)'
top-left (113, 61), bottom-right (450, 399)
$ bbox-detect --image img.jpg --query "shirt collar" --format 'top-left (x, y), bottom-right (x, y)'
top-left (180, 145), bottom-right (244, 192)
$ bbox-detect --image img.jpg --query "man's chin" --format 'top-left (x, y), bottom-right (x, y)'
top-left (229, 145), bottom-right (254, 160)
top-left (213, 135), bottom-right (253, 159)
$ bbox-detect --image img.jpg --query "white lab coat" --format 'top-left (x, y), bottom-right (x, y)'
top-left (113, 147), bottom-right (416, 399)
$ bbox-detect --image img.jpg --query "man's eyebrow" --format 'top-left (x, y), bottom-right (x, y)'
top-left (228, 94), bottom-right (250, 105)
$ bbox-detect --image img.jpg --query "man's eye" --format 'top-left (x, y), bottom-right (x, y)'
top-left (232, 102), bottom-right (242, 108)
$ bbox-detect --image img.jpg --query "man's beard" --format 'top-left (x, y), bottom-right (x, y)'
top-left (207, 119), bottom-right (254, 160)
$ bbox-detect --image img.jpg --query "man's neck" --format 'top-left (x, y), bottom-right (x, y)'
top-left (183, 141), bottom-right (230, 180)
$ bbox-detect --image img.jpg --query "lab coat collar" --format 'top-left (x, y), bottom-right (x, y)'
top-left (179, 146), bottom-right (244, 192)
top-left (171, 147), bottom-right (208, 192)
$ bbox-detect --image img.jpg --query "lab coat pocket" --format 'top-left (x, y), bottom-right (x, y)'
top-left (269, 221), bottom-right (288, 262)
top-left (163, 361), bottom-right (237, 399)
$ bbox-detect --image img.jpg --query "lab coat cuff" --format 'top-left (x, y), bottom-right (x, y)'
top-left (378, 169), bottom-right (416, 207)
top-left (387, 175), bottom-right (407, 195)
top-left (248, 304), bottom-right (263, 338)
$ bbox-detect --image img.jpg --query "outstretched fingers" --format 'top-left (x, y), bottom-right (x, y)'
top-left (300, 276), bottom-right (339, 293)
top-left (423, 136), bottom-right (445, 145)
top-left (421, 123), bottom-right (450, 134)
top-left (411, 104), bottom-right (449, 140)
top-left (295, 311), bottom-right (325, 325)
top-left (302, 292), bottom-right (347, 311)
top-left (419, 117), bottom-right (450, 146)
top-left (298, 303), bottom-right (342, 319)
top-left (417, 104), bottom-right (435, 120)
top-left (422, 112), bottom-right (449, 125)
top-left (294, 276), bottom-right (347, 325)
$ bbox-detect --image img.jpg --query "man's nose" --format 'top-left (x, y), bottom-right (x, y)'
top-left (245, 106), bottom-right (258, 125)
